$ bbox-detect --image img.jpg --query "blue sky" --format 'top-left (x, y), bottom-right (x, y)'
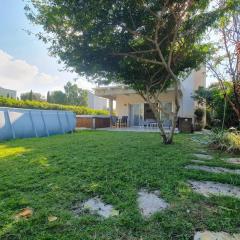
top-left (0, 0), bottom-right (93, 96)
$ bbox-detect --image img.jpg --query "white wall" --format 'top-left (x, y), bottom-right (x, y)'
top-left (87, 91), bottom-right (108, 110)
top-left (179, 67), bottom-right (206, 119)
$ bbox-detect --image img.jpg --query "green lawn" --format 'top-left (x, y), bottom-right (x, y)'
top-left (0, 131), bottom-right (240, 240)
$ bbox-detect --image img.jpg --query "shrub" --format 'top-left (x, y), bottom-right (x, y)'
top-left (194, 108), bottom-right (204, 122)
top-left (209, 129), bottom-right (240, 153)
top-left (0, 97), bottom-right (109, 116)
top-left (194, 108), bottom-right (204, 131)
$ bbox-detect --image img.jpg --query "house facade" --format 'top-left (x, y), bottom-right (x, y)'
top-left (94, 68), bottom-right (206, 127)
top-left (87, 91), bottom-right (108, 110)
top-left (0, 86), bottom-right (17, 99)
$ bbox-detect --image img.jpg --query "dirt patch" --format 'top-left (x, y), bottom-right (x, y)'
top-left (193, 154), bottom-right (213, 160)
top-left (137, 189), bottom-right (169, 218)
top-left (73, 198), bottom-right (119, 218)
top-left (186, 165), bottom-right (240, 175)
top-left (194, 231), bottom-right (240, 240)
top-left (189, 180), bottom-right (240, 199)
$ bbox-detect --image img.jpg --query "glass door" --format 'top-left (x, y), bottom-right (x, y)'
top-left (130, 104), bottom-right (144, 126)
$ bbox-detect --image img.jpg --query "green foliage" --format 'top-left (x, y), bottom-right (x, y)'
top-left (194, 108), bottom-right (204, 122)
top-left (193, 83), bottom-right (239, 128)
top-left (0, 97), bottom-right (108, 115)
top-left (64, 81), bottom-right (88, 106)
top-left (194, 108), bottom-right (205, 131)
top-left (20, 90), bottom-right (43, 101)
top-left (47, 82), bottom-right (88, 106)
top-left (209, 129), bottom-right (240, 153)
top-left (47, 90), bottom-right (67, 105)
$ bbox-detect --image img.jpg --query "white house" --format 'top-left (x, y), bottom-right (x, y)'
top-left (0, 86), bottom-right (17, 99)
top-left (87, 91), bottom-right (108, 110)
top-left (94, 68), bottom-right (206, 127)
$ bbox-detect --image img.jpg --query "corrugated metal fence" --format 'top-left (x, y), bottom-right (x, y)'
top-left (0, 107), bottom-right (76, 141)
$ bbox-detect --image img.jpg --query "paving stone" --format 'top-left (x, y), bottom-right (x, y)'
top-left (189, 180), bottom-right (240, 199)
top-left (73, 198), bottom-right (119, 218)
top-left (225, 158), bottom-right (240, 165)
top-left (137, 189), bottom-right (169, 218)
top-left (193, 154), bottom-right (213, 160)
top-left (194, 231), bottom-right (240, 240)
top-left (185, 165), bottom-right (240, 175)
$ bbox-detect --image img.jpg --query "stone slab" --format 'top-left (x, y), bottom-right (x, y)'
top-left (137, 189), bottom-right (169, 218)
top-left (194, 231), bottom-right (240, 240)
top-left (186, 165), bottom-right (240, 175)
top-left (73, 198), bottom-right (119, 218)
top-left (189, 180), bottom-right (240, 199)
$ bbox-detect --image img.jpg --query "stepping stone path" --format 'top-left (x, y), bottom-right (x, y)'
top-left (197, 150), bottom-right (208, 154)
top-left (73, 198), bottom-right (119, 218)
top-left (194, 231), bottom-right (240, 240)
top-left (193, 153), bottom-right (213, 160)
top-left (186, 165), bottom-right (240, 175)
top-left (137, 189), bottom-right (169, 218)
top-left (189, 180), bottom-right (240, 199)
top-left (225, 158), bottom-right (240, 165)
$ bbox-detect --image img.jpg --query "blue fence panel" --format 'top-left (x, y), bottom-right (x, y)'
top-left (0, 107), bottom-right (76, 141)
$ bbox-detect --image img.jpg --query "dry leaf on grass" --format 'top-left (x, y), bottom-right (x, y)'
top-left (15, 208), bottom-right (33, 220)
top-left (48, 216), bottom-right (58, 222)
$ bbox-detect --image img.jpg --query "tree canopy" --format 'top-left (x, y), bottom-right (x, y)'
top-left (26, 0), bottom-right (223, 84)
top-left (47, 81), bottom-right (88, 106)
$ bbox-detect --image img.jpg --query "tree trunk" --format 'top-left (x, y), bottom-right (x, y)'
top-left (146, 82), bottom-right (180, 144)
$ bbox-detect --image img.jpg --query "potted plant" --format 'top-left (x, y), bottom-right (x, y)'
top-left (194, 108), bottom-right (204, 131)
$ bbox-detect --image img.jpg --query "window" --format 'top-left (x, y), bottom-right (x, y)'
top-left (160, 102), bottom-right (173, 121)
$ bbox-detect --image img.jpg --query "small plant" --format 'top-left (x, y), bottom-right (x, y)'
top-left (194, 108), bottom-right (204, 131)
top-left (209, 129), bottom-right (240, 153)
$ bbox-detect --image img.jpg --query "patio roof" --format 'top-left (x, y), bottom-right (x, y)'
top-left (94, 85), bottom-right (182, 100)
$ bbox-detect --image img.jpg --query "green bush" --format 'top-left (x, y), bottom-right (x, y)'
top-left (194, 108), bottom-right (204, 131)
top-left (209, 129), bottom-right (240, 153)
top-left (0, 97), bottom-right (109, 116)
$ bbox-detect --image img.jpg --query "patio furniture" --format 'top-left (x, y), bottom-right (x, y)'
top-left (143, 119), bottom-right (157, 128)
top-left (110, 116), bottom-right (118, 128)
top-left (119, 116), bottom-right (128, 127)
top-left (149, 122), bottom-right (158, 128)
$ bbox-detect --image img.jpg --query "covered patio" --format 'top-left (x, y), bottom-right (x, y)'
top-left (94, 85), bottom-right (180, 129)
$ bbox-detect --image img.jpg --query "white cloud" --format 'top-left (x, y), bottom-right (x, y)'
top-left (0, 49), bottom-right (95, 97)
top-left (0, 49), bottom-right (60, 96)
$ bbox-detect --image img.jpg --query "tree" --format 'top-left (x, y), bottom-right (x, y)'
top-left (47, 91), bottom-right (51, 102)
top-left (20, 91), bottom-right (43, 101)
top-left (47, 90), bottom-right (66, 104)
top-left (26, 0), bottom-right (224, 144)
top-left (64, 81), bottom-right (88, 106)
top-left (207, 0), bottom-right (240, 123)
top-left (193, 83), bottom-right (239, 128)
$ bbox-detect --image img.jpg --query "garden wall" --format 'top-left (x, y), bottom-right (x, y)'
top-left (0, 107), bottom-right (76, 141)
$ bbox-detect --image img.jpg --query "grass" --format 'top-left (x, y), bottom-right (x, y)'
top-left (0, 131), bottom-right (240, 239)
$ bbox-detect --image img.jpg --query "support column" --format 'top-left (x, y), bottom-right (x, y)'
top-left (109, 98), bottom-right (114, 127)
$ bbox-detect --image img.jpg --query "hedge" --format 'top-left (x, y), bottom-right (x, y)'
top-left (0, 97), bottom-right (109, 115)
